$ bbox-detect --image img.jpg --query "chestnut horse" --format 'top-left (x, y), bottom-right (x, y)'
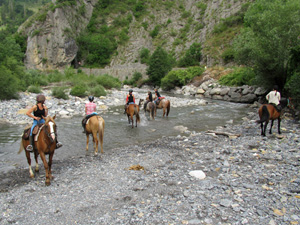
top-left (126, 104), bottom-right (140, 128)
top-left (257, 98), bottom-right (288, 136)
top-left (139, 99), bottom-right (156, 120)
top-left (85, 115), bottom-right (105, 155)
top-left (156, 98), bottom-right (171, 117)
top-left (18, 115), bottom-right (58, 186)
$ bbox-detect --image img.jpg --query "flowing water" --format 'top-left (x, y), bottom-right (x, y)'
top-left (0, 98), bottom-right (251, 173)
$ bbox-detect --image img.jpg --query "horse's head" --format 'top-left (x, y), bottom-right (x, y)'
top-left (138, 99), bottom-right (144, 106)
top-left (43, 115), bottom-right (57, 142)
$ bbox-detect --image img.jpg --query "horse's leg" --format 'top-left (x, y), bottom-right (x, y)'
top-left (34, 151), bottom-right (39, 173)
top-left (278, 117), bottom-right (281, 134)
top-left (48, 152), bottom-right (54, 180)
top-left (162, 107), bottom-right (166, 117)
top-left (128, 115), bottom-right (130, 124)
top-left (25, 150), bottom-right (34, 178)
top-left (260, 122), bottom-right (264, 136)
top-left (39, 152), bottom-right (50, 186)
top-left (99, 120), bottom-right (105, 154)
top-left (86, 134), bottom-right (89, 151)
top-left (92, 131), bottom-right (98, 155)
top-left (131, 115), bottom-right (134, 128)
top-left (269, 120), bottom-right (274, 134)
top-left (263, 121), bottom-right (268, 136)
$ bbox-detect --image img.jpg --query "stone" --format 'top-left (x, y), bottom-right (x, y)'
top-left (189, 170), bottom-right (206, 180)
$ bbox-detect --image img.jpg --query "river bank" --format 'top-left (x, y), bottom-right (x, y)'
top-left (0, 103), bottom-right (299, 224)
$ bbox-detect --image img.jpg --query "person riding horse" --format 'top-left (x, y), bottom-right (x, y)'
top-left (124, 89), bottom-right (135, 113)
top-left (26, 94), bottom-right (62, 151)
top-left (154, 88), bottom-right (161, 105)
top-left (144, 91), bottom-right (153, 111)
top-left (266, 85), bottom-right (281, 112)
top-left (82, 96), bottom-right (98, 133)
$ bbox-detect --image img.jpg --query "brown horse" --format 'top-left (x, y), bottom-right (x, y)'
top-left (139, 99), bottom-right (156, 120)
top-left (85, 115), bottom-right (105, 155)
top-left (19, 115), bottom-right (58, 186)
top-left (257, 98), bottom-right (288, 136)
top-left (156, 98), bottom-right (171, 117)
top-left (126, 104), bottom-right (140, 128)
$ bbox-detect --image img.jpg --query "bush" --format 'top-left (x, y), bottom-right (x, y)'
top-left (96, 74), bottom-right (121, 89)
top-left (47, 70), bottom-right (65, 83)
top-left (178, 43), bottom-right (202, 67)
top-left (285, 72), bottom-right (300, 100)
top-left (161, 66), bottom-right (204, 90)
top-left (28, 85), bottom-right (42, 93)
top-left (26, 70), bottom-right (48, 86)
top-left (70, 84), bottom-right (87, 97)
top-left (52, 87), bottom-right (69, 100)
top-left (218, 67), bottom-right (256, 86)
top-left (139, 48), bottom-right (150, 64)
top-left (0, 66), bottom-right (19, 100)
top-left (89, 85), bottom-right (107, 97)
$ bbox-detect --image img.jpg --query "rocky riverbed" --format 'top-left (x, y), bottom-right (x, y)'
top-left (0, 97), bottom-right (299, 224)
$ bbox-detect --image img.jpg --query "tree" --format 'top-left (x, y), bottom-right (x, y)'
top-left (146, 46), bottom-right (174, 86)
top-left (233, 0), bottom-right (300, 91)
top-left (178, 42), bottom-right (202, 67)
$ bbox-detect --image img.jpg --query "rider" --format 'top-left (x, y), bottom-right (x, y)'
top-left (154, 88), bottom-right (161, 105)
top-left (124, 89), bottom-right (135, 113)
top-left (144, 91), bottom-right (153, 111)
top-left (26, 95), bottom-right (62, 151)
top-left (82, 96), bottom-right (98, 133)
top-left (266, 85), bottom-right (281, 111)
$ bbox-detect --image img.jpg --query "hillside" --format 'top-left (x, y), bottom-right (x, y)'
top-left (17, 0), bottom-right (252, 74)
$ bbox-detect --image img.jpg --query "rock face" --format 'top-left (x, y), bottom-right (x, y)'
top-left (18, 0), bottom-right (251, 71)
top-left (18, 0), bottom-right (98, 70)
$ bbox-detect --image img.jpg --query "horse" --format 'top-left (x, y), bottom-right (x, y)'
top-left (85, 115), bottom-right (105, 155)
top-left (155, 98), bottom-right (171, 117)
top-left (139, 99), bottom-right (156, 120)
top-left (257, 98), bottom-right (288, 136)
top-left (18, 115), bottom-right (58, 186)
top-left (126, 104), bottom-right (140, 128)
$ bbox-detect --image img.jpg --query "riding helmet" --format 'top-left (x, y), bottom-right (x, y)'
top-left (129, 89), bottom-right (133, 93)
top-left (36, 94), bottom-right (46, 103)
top-left (88, 96), bottom-right (94, 102)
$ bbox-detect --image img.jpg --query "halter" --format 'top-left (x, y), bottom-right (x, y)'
top-left (43, 121), bottom-right (57, 149)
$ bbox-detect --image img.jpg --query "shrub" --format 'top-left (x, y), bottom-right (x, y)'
top-left (139, 48), bottom-right (150, 64)
top-left (70, 84), bottom-right (87, 97)
top-left (52, 87), bottom-right (69, 100)
top-left (161, 66), bottom-right (204, 90)
top-left (28, 85), bottom-right (42, 93)
top-left (218, 67), bottom-right (256, 86)
top-left (0, 66), bottom-right (19, 100)
top-left (47, 70), bottom-right (65, 83)
top-left (96, 74), bottom-right (121, 89)
top-left (178, 43), bottom-right (202, 67)
top-left (89, 85), bottom-right (107, 97)
top-left (285, 72), bottom-right (300, 100)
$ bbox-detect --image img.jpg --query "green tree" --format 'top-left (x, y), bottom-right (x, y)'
top-left (233, 0), bottom-right (300, 91)
top-left (178, 43), bottom-right (202, 67)
top-left (146, 46), bottom-right (175, 86)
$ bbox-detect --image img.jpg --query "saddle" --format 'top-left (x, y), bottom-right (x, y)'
top-left (270, 103), bottom-right (282, 112)
top-left (22, 124), bottom-right (43, 140)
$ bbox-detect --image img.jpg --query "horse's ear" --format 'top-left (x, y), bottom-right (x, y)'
top-left (53, 114), bottom-right (56, 120)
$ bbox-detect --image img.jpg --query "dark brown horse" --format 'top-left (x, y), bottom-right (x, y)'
top-left (139, 99), bottom-right (156, 120)
top-left (19, 115), bottom-right (58, 186)
top-left (85, 115), bottom-right (105, 155)
top-left (156, 98), bottom-right (171, 117)
top-left (257, 98), bottom-right (288, 136)
top-left (126, 104), bottom-right (140, 128)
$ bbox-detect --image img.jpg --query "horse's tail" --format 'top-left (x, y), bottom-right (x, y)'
top-left (257, 105), bottom-right (269, 123)
top-left (18, 139), bottom-right (24, 154)
top-left (150, 104), bottom-right (155, 119)
top-left (166, 100), bottom-right (170, 116)
top-left (98, 117), bottom-right (105, 146)
top-left (134, 105), bottom-right (140, 123)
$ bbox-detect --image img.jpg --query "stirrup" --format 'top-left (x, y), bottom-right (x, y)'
top-left (26, 145), bottom-right (33, 152)
top-left (56, 142), bottom-right (63, 149)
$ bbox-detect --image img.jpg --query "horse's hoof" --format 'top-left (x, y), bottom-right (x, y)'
top-left (30, 174), bottom-right (34, 178)
top-left (45, 181), bottom-right (51, 186)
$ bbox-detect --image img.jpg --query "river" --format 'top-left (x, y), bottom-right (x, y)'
top-left (0, 97), bottom-right (251, 173)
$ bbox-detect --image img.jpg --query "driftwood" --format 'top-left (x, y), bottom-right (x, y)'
top-left (206, 130), bottom-right (241, 137)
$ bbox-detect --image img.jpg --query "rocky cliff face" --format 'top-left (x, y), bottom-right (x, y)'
top-left (19, 0), bottom-right (250, 71)
top-left (18, 0), bottom-right (98, 70)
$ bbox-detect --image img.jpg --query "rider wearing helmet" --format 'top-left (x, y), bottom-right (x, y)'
top-left (26, 95), bottom-right (62, 151)
top-left (82, 96), bottom-right (98, 133)
top-left (124, 89), bottom-right (136, 113)
top-left (154, 88), bottom-right (161, 105)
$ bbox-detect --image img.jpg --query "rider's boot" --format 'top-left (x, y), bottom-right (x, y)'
top-left (26, 136), bottom-right (34, 152)
top-left (56, 140), bottom-right (63, 149)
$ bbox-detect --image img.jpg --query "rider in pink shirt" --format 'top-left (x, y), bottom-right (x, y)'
top-left (82, 96), bottom-right (98, 133)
